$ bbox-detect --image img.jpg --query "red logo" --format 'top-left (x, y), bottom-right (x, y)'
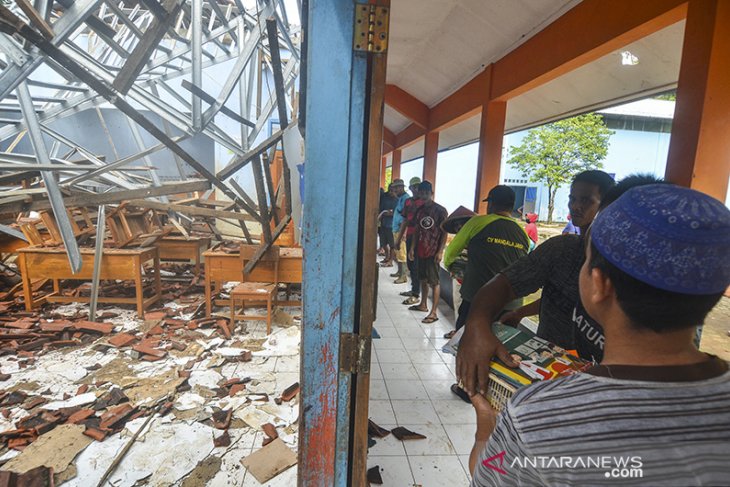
top-left (482, 451), bottom-right (507, 475)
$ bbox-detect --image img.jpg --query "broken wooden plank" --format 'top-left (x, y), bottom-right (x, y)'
top-left (126, 199), bottom-right (258, 223)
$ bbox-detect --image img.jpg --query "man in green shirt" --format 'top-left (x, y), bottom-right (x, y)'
top-left (443, 186), bottom-right (529, 336)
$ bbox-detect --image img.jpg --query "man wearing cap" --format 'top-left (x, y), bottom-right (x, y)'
top-left (469, 184), bottom-right (730, 486)
top-left (389, 179), bottom-right (409, 283)
top-left (395, 176), bottom-right (424, 304)
top-left (457, 170), bottom-right (615, 397)
top-left (408, 181), bottom-right (448, 323)
top-left (443, 186), bottom-right (529, 340)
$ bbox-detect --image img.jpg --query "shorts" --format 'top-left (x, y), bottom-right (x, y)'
top-left (378, 226), bottom-right (394, 248)
top-left (417, 256), bottom-right (440, 286)
top-left (394, 232), bottom-right (407, 262)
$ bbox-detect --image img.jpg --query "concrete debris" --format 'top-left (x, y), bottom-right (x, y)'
top-left (1, 424), bottom-right (91, 475)
top-left (241, 438), bottom-right (297, 484)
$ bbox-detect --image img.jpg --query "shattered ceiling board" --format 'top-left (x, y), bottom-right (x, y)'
top-left (1, 424), bottom-right (92, 475)
top-left (0, 0), bottom-right (301, 267)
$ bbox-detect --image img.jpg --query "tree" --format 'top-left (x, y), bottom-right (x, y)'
top-left (507, 113), bottom-right (613, 223)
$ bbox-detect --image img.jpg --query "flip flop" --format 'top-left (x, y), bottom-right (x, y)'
top-left (402, 296), bottom-right (420, 305)
top-left (421, 316), bottom-right (439, 323)
top-left (399, 291), bottom-right (414, 297)
top-left (450, 384), bottom-right (472, 404)
top-left (443, 330), bottom-right (456, 339)
top-left (408, 304), bottom-right (428, 311)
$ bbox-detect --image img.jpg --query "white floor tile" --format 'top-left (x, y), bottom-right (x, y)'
top-left (421, 380), bottom-right (462, 402)
top-left (410, 455), bottom-right (470, 486)
top-left (415, 362), bottom-right (455, 381)
top-left (373, 337), bottom-right (406, 350)
top-left (368, 425), bottom-right (407, 456)
top-left (370, 379), bottom-right (390, 400)
top-left (399, 423), bottom-right (456, 456)
top-left (432, 399), bottom-right (476, 425)
top-left (391, 400), bottom-right (440, 425)
top-left (444, 424), bottom-right (477, 455)
top-left (369, 364), bottom-right (383, 380)
top-left (400, 337), bottom-right (438, 350)
top-left (384, 379), bottom-right (429, 400)
top-left (395, 326), bottom-right (429, 338)
top-left (373, 326), bottom-right (399, 338)
top-left (380, 363), bottom-right (419, 380)
top-left (367, 456), bottom-right (415, 486)
top-left (369, 400), bottom-right (396, 424)
top-left (407, 349), bottom-right (446, 364)
top-left (377, 349), bottom-right (413, 364)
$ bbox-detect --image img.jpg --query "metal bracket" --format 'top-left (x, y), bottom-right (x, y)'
top-left (353, 3), bottom-right (389, 53)
top-left (339, 333), bottom-right (372, 374)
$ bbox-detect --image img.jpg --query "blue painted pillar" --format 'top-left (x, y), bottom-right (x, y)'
top-left (299, 1), bottom-right (368, 485)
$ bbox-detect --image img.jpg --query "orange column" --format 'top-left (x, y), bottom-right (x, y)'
top-left (380, 155), bottom-right (387, 188)
top-left (422, 131), bottom-right (439, 192)
top-left (391, 149), bottom-right (402, 180)
top-left (665, 0), bottom-right (730, 201)
top-left (475, 101), bottom-right (507, 213)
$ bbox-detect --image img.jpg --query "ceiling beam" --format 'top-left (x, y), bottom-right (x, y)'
top-left (385, 84), bottom-right (429, 129)
top-left (390, 0), bottom-right (688, 152)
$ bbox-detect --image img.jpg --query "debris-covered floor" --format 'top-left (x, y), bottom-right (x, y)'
top-left (0, 267), bottom-right (301, 486)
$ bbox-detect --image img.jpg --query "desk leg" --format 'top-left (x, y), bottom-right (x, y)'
top-left (194, 249), bottom-right (201, 276)
top-left (53, 279), bottom-right (60, 294)
top-left (134, 256), bottom-right (144, 317)
top-left (205, 271), bottom-right (212, 318)
top-left (17, 254), bottom-right (34, 311)
top-left (154, 252), bottom-right (161, 301)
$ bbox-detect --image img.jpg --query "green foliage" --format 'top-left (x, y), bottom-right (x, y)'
top-left (653, 91), bottom-right (677, 101)
top-left (507, 113), bottom-right (613, 222)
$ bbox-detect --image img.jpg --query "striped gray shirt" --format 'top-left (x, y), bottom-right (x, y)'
top-left (472, 357), bottom-right (730, 486)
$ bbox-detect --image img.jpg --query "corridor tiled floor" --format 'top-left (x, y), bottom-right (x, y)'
top-left (368, 267), bottom-right (475, 486)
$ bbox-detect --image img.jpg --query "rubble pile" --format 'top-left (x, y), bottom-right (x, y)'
top-left (0, 296), bottom-right (301, 485)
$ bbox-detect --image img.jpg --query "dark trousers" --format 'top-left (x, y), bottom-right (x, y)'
top-left (455, 300), bottom-right (471, 331)
top-left (406, 235), bottom-right (419, 297)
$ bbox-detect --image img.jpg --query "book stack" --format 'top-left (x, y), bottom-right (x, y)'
top-left (443, 323), bottom-right (591, 411)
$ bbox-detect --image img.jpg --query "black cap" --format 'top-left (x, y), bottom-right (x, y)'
top-left (418, 180), bottom-right (433, 193)
top-left (483, 185), bottom-right (515, 208)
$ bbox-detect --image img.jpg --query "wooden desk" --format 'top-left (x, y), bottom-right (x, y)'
top-left (156, 236), bottom-right (211, 275)
top-left (16, 246), bottom-right (161, 317)
top-left (203, 247), bottom-right (302, 317)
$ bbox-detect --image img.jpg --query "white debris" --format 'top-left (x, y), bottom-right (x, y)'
top-left (44, 392), bottom-right (97, 410)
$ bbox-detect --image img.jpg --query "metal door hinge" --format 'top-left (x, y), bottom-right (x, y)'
top-left (340, 333), bottom-right (372, 374)
top-left (353, 3), bottom-right (389, 53)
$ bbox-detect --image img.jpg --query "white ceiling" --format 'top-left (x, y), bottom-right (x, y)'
top-left (505, 20), bottom-right (684, 133)
top-left (387, 0), bottom-right (581, 107)
top-left (386, 1), bottom-right (685, 162)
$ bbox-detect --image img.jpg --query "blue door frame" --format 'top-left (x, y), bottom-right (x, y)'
top-left (299, 1), bottom-right (371, 485)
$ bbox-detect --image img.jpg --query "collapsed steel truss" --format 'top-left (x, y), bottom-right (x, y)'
top-left (0, 0), bottom-right (300, 272)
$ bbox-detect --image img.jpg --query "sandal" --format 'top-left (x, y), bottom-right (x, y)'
top-left (450, 384), bottom-right (472, 404)
top-left (399, 291), bottom-right (415, 297)
top-left (408, 304), bottom-right (428, 311)
top-left (443, 330), bottom-right (456, 339)
top-left (421, 315), bottom-right (439, 324)
top-left (402, 296), bottom-right (420, 305)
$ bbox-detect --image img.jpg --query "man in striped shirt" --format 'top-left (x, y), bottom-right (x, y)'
top-left (469, 184), bottom-right (730, 486)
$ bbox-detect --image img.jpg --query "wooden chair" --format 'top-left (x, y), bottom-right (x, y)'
top-left (229, 245), bottom-right (280, 334)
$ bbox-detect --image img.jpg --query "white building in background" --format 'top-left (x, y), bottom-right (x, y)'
top-left (398, 98), bottom-right (685, 221)
top-left (501, 99), bottom-right (674, 222)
